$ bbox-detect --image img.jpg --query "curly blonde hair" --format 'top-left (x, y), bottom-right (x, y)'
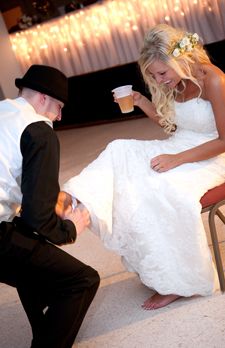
top-left (138, 24), bottom-right (210, 133)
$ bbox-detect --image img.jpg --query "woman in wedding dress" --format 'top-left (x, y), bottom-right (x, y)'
top-left (57, 24), bottom-right (225, 310)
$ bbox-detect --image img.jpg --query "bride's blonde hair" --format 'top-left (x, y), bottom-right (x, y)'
top-left (138, 24), bottom-right (210, 133)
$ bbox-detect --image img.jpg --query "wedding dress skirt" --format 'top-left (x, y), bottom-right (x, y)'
top-left (63, 98), bottom-right (225, 297)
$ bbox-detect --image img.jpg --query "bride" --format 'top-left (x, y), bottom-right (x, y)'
top-left (56, 24), bottom-right (225, 310)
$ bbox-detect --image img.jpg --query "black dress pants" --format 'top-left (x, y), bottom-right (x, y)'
top-left (0, 221), bottom-right (100, 348)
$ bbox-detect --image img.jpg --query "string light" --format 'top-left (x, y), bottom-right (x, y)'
top-left (9, 0), bottom-right (216, 74)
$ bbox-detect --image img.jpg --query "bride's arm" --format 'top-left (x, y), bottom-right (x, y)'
top-left (132, 91), bottom-right (161, 125)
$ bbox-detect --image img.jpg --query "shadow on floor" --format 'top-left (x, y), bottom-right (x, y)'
top-left (77, 275), bottom-right (201, 342)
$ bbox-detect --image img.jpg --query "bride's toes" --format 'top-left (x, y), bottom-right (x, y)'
top-left (142, 293), bottom-right (181, 310)
top-left (141, 298), bottom-right (155, 310)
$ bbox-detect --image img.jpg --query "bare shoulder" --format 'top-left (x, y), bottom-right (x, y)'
top-left (201, 64), bottom-right (225, 98)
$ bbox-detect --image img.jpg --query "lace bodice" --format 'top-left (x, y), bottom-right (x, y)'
top-left (174, 98), bottom-right (217, 136)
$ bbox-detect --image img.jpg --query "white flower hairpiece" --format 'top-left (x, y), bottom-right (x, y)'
top-left (169, 33), bottom-right (199, 57)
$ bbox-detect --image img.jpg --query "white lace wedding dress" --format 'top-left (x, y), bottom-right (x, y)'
top-left (63, 98), bottom-right (225, 297)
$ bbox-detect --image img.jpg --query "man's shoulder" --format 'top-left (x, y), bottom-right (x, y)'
top-left (0, 98), bottom-right (18, 112)
top-left (24, 121), bottom-right (55, 138)
top-left (21, 122), bottom-right (59, 152)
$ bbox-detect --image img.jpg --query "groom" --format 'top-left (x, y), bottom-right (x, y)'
top-left (0, 64), bottom-right (100, 348)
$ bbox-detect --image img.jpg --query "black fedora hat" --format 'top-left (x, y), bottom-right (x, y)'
top-left (15, 65), bottom-right (68, 104)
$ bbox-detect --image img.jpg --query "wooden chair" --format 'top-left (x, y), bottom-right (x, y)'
top-left (200, 183), bottom-right (225, 291)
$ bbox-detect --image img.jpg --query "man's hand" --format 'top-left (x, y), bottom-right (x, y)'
top-left (64, 205), bottom-right (91, 235)
top-left (55, 192), bottom-right (90, 234)
top-left (55, 191), bottom-right (72, 218)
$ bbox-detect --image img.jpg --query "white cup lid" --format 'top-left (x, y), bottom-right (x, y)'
top-left (112, 85), bottom-right (133, 97)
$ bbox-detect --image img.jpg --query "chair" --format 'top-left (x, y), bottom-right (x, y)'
top-left (200, 182), bottom-right (225, 291)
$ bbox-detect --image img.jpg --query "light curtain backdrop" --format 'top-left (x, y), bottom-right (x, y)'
top-left (10, 0), bottom-right (225, 77)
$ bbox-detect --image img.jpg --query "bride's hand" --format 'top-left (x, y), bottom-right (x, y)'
top-left (132, 91), bottom-right (152, 110)
top-left (132, 91), bottom-right (144, 106)
top-left (55, 191), bottom-right (72, 218)
top-left (113, 90), bottom-right (144, 107)
top-left (151, 154), bottom-right (181, 172)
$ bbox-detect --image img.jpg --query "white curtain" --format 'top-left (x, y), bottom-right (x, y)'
top-left (9, 0), bottom-right (225, 77)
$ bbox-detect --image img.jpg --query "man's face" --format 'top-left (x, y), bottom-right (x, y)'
top-left (44, 96), bottom-right (64, 121)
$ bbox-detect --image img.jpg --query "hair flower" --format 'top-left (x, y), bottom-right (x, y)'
top-left (192, 33), bottom-right (199, 41)
top-left (169, 32), bottom-right (200, 57)
top-left (179, 37), bottom-right (190, 48)
top-left (172, 48), bottom-right (181, 57)
top-left (186, 44), bottom-right (193, 52)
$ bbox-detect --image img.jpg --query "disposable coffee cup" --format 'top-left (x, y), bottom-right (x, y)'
top-left (112, 85), bottom-right (134, 113)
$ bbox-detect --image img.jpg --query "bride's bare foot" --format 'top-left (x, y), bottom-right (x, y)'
top-left (142, 293), bottom-right (181, 310)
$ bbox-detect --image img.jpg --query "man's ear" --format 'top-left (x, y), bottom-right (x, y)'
top-left (39, 93), bottom-right (47, 105)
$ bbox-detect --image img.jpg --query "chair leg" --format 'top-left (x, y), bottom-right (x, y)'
top-left (208, 205), bottom-right (225, 292)
top-left (217, 209), bottom-right (225, 224)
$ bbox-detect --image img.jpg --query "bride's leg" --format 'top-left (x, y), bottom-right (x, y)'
top-left (142, 293), bottom-right (181, 310)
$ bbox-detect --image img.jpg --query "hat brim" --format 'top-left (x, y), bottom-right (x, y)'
top-left (15, 78), bottom-right (68, 104)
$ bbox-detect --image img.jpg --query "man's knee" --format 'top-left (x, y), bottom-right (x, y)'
top-left (83, 266), bottom-right (100, 290)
